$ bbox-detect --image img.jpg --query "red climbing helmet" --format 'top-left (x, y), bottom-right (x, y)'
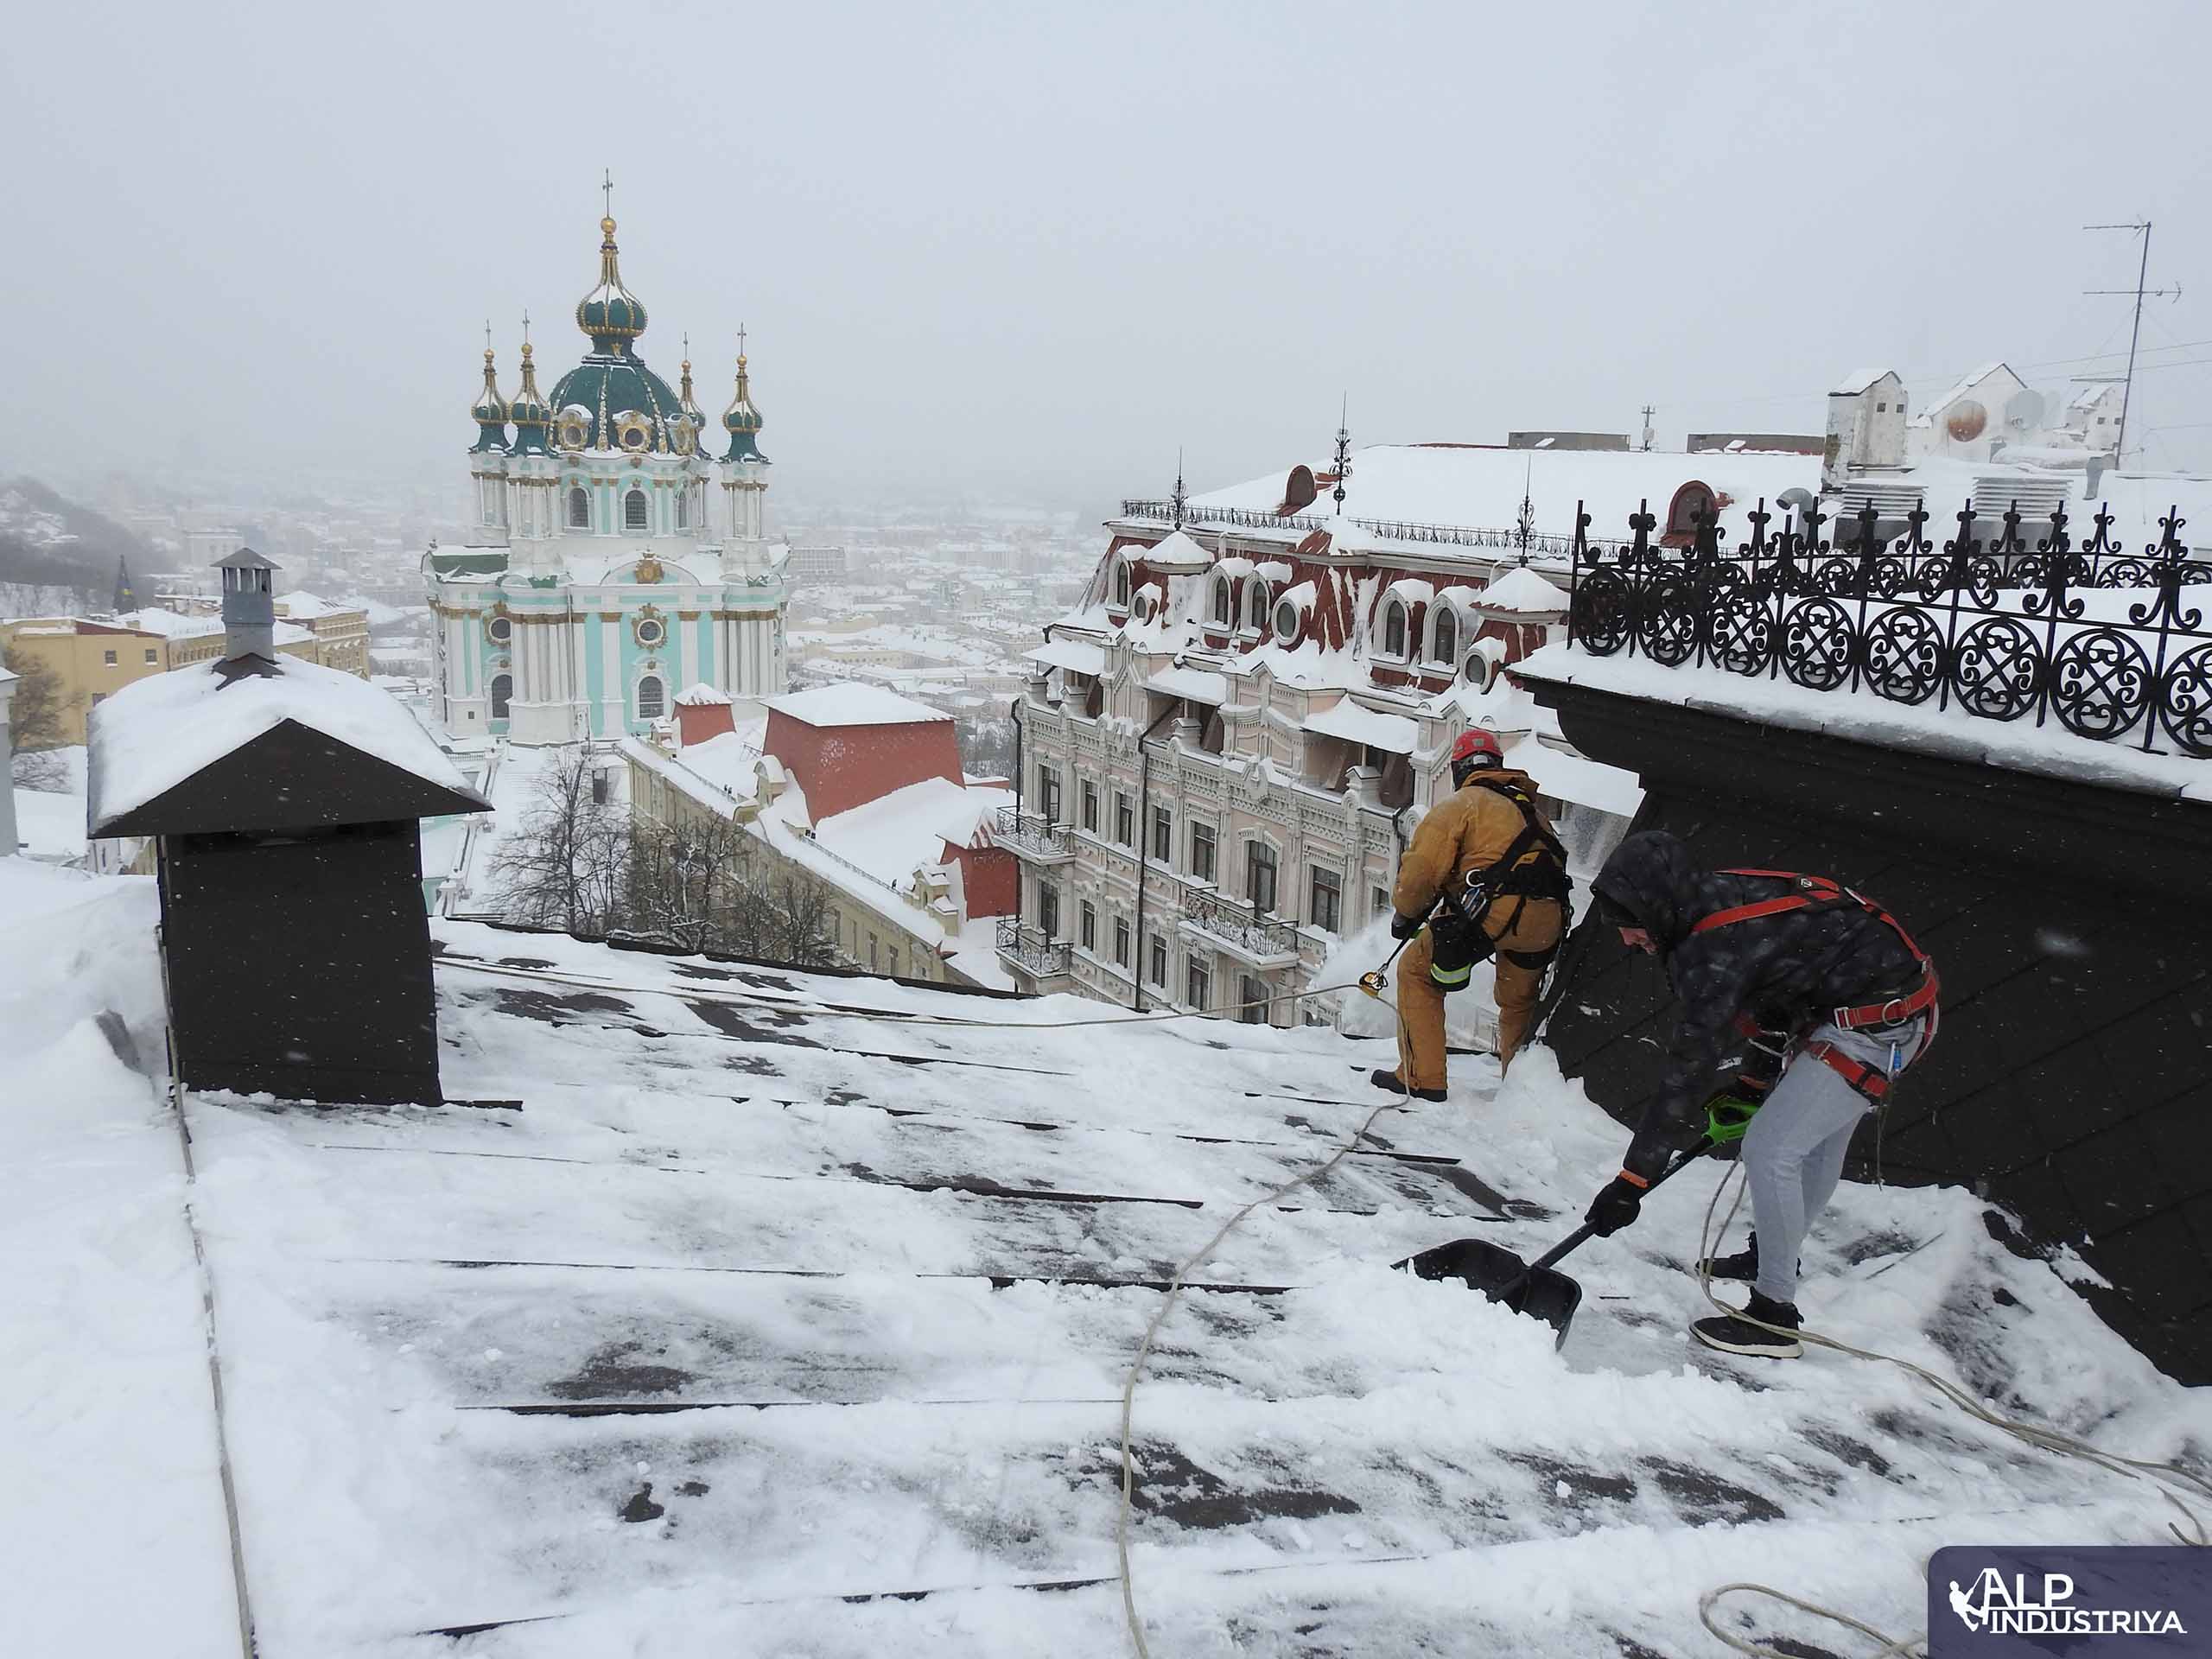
top-left (1449, 727), bottom-right (1504, 787)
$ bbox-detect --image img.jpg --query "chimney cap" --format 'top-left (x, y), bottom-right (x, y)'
top-left (213, 546), bottom-right (281, 571)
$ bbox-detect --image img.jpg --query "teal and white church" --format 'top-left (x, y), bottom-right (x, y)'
top-left (426, 210), bottom-right (787, 746)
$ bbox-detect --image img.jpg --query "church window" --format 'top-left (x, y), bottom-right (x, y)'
top-left (676, 486), bottom-right (690, 530)
top-left (1382, 601), bottom-right (1408, 658)
top-left (636, 674), bottom-right (666, 721)
top-left (625, 488), bottom-right (649, 531)
top-left (487, 613), bottom-right (512, 644)
top-left (567, 487), bottom-right (590, 529)
top-left (489, 674), bottom-right (512, 720)
top-left (635, 615), bottom-right (665, 647)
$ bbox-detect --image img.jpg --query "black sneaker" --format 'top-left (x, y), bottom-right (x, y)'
top-left (1694, 1236), bottom-right (1802, 1285)
top-left (1692, 1291), bottom-right (1803, 1359)
top-left (1370, 1068), bottom-right (1446, 1103)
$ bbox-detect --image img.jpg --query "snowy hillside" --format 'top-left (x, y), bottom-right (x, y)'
top-left (6, 873), bottom-right (2208, 1657)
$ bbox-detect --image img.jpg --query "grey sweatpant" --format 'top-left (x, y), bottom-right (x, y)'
top-left (1744, 1016), bottom-right (1929, 1306)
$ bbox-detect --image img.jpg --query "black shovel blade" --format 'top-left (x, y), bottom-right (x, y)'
top-left (1397, 1236), bottom-right (1584, 1344)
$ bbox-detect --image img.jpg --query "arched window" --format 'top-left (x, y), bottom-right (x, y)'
top-left (1246, 582), bottom-right (1268, 632)
top-left (676, 486), bottom-right (690, 530)
top-left (625, 488), bottom-right (649, 531)
top-left (567, 486), bottom-right (590, 529)
top-left (1382, 601), bottom-right (1408, 658)
top-left (1211, 577), bottom-right (1232, 626)
top-left (1111, 559), bottom-right (1131, 608)
top-left (1433, 607), bottom-right (1458, 664)
top-left (636, 674), bottom-right (665, 720)
top-left (489, 673), bottom-right (512, 720)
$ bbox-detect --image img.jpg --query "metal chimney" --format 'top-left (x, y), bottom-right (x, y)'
top-left (214, 547), bottom-right (281, 663)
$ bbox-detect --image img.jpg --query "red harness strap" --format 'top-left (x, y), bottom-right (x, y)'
top-left (1802, 1039), bottom-right (1894, 1102)
top-left (1690, 870), bottom-right (1941, 1032)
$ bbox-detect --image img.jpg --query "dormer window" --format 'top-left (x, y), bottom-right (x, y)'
top-left (1111, 559), bottom-right (1131, 609)
top-left (1244, 582), bottom-right (1268, 632)
top-left (1432, 606), bottom-right (1458, 664)
top-left (567, 487), bottom-right (590, 529)
top-left (1382, 600), bottom-right (1408, 659)
top-left (1274, 597), bottom-right (1300, 639)
top-left (1211, 576), bottom-right (1232, 626)
top-left (625, 488), bottom-right (649, 531)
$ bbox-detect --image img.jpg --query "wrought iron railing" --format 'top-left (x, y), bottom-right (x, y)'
top-left (1180, 887), bottom-right (1304, 961)
top-left (995, 918), bottom-right (1072, 977)
top-left (993, 805), bottom-right (1074, 859)
top-left (1564, 496), bottom-right (2212, 758)
top-left (1118, 499), bottom-right (1610, 559)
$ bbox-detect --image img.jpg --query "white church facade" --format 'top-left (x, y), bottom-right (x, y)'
top-left (425, 208), bottom-right (788, 745)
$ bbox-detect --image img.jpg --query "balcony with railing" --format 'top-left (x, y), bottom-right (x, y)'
top-left (1178, 887), bottom-right (1304, 969)
top-left (995, 918), bottom-right (1073, 981)
top-left (993, 805), bottom-right (1076, 863)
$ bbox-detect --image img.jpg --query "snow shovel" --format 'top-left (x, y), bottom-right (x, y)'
top-left (1397, 1140), bottom-right (1713, 1344)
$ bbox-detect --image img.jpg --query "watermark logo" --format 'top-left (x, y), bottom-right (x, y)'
top-left (1929, 1547), bottom-right (2208, 1655)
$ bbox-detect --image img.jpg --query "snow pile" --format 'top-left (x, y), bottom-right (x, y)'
top-left (0, 861), bottom-right (239, 1658)
top-left (86, 653), bottom-right (481, 831)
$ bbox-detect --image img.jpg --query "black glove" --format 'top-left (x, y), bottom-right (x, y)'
top-left (1584, 1173), bottom-right (1646, 1237)
top-left (1389, 911), bottom-right (1426, 942)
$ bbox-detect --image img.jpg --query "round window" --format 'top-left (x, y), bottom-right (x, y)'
top-left (1274, 600), bottom-right (1299, 637)
top-left (558, 418), bottom-right (588, 449)
top-left (636, 617), bottom-right (665, 646)
top-left (487, 614), bottom-right (512, 643)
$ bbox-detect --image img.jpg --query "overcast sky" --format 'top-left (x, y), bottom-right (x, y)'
top-left (7, 1), bottom-right (2210, 516)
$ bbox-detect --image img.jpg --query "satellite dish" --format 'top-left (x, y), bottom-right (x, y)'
top-left (2003, 387), bottom-right (2046, 435)
top-left (1945, 400), bottom-right (1989, 442)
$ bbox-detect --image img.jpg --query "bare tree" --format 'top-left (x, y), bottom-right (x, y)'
top-left (622, 814), bottom-right (842, 969)
top-left (490, 747), bottom-right (627, 935)
top-left (4, 642), bottom-right (73, 790)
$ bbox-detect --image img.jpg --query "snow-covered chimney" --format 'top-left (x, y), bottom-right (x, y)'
top-left (673, 682), bottom-right (737, 747)
top-left (214, 547), bottom-right (282, 663)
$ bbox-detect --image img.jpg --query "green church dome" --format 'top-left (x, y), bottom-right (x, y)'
top-left (722, 350), bottom-right (767, 463)
top-left (468, 346), bottom-right (508, 454)
top-left (575, 216), bottom-right (648, 351)
top-left (507, 338), bottom-right (551, 455)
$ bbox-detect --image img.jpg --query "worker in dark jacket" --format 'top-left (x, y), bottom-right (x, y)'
top-left (1580, 831), bottom-right (1939, 1358)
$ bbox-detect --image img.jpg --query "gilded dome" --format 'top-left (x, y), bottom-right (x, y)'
top-left (468, 347), bottom-right (508, 454)
top-left (575, 216), bottom-right (648, 351)
top-left (722, 352), bottom-right (767, 462)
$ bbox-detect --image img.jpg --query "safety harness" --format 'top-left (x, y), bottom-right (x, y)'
top-left (1427, 776), bottom-right (1573, 991)
top-left (1689, 869), bottom-right (1940, 1102)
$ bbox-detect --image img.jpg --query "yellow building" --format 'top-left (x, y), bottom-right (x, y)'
top-left (0, 595), bottom-right (367, 747)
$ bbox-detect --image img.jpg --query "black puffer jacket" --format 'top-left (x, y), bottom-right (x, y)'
top-left (1592, 830), bottom-right (1930, 1179)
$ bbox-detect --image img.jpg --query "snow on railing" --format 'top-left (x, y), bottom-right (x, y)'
top-left (1565, 497), bottom-right (2212, 758)
top-left (1117, 499), bottom-right (1612, 559)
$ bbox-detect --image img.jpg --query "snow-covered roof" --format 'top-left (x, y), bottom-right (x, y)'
top-left (1502, 734), bottom-right (1644, 818)
top-left (1831, 367), bottom-right (1897, 395)
top-left (86, 655), bottom-right (483, 832)
top-left (1025, 638), bottom-right (1107, 676)
top-left (1914, 361), bottom-right (2016, 423)
top-left (1477, 567), bottom-right (1570, 613)
top-left (1147, 665), bottom-right (1230, 705)
top-left (809, 775), bottom-right (1015, 886)
top-left (766, 683), bottom-right (951, 728)
top-left (1303, 698), bottom-right (1419, 753)
top-left (14, 880), bottom-right (2197, 1654)
top-left (115, 608), bottom-right (314, 647)
top-left (275, 589), bottom-right (348, 620)
top-left (674, 682), bottom-right (733, 707)
top-left (1185, 444), bottom-right (1817, 547)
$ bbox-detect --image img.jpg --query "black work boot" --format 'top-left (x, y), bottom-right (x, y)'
top-left (1694, 1236), bottom-right (1802, 1286)
top-left (1691, 1290), bottom-right (1803, 1359)
top-left (1370, 1068), bottom-right (1446, 1103)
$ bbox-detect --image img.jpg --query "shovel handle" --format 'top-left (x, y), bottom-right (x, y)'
top-left (1523, 1139), bottom-right (1715, 1274)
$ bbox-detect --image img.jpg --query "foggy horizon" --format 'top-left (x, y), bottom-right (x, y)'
top-left (8, 1), bottom-right (2212, 517)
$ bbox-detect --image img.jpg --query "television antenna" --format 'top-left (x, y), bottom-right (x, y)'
top-left (2083, 220), bottom-right (2182, 464)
